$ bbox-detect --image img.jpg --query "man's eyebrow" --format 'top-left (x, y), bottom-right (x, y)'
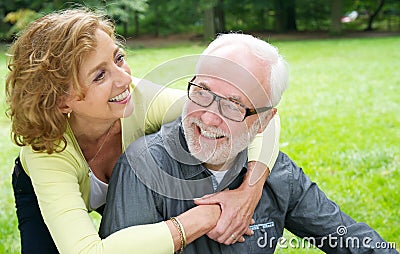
top-left (87, 47), bottom-right (120, 77)
top-left (197, 81), bottom-right (209, 89)
top-left (228, 94), bottom-right (242, 103)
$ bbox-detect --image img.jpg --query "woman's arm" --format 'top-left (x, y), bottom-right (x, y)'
top-left (102, 205), bottom-right (220, 254)
top-left (22, 147), bottom-right (178, 254)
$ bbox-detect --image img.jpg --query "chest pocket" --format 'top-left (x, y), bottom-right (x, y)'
top-left (247, 220), bottom-right (279, 253)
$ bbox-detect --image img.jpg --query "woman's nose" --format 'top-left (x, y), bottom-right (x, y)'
top-left (113, 67), bottom-right (132, 87)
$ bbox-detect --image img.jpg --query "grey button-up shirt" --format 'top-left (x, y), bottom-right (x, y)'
top-left (100, 117), bottom-right (397, 253)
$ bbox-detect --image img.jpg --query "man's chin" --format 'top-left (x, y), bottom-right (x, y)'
top-left (190, 150), bottom-right (213, 162)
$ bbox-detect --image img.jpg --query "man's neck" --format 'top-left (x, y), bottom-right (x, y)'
top-left (204, 157), bottom-right (236, 171)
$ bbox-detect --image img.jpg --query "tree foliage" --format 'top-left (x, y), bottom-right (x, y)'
top-left (3, 9), bottom-right (40, 36)
top-left (105, 0), bottom-right (148, 35)
top-left (0, 0), bottom-right (398, 40)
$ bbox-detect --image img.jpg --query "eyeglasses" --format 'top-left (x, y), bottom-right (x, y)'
top-left (187, 77), bottom-right (272, 122)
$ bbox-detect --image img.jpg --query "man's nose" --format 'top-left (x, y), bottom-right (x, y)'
top-left (200, 103), bottom-right (223, 126)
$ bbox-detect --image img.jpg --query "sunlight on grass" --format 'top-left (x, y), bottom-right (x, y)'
top-left (1, 36), bottom-right (399, 253)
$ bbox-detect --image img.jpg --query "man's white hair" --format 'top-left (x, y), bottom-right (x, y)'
top-left (202, 33), bottom-right (289, 107)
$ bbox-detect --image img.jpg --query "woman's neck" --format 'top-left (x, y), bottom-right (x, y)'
top-left (68, 116), bottom-right (122, 181)
top-left (68, 116), bottom-right (120, 143)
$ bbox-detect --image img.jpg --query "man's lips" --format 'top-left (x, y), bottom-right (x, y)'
top-left (195, 124), bottom-right (226, 140)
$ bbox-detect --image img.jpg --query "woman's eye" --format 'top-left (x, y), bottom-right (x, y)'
top-left (115, 53), bottom-right (125, 64)
top-left (94, 70), bottom-right (105, 82)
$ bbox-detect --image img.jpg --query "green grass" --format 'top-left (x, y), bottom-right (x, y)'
top-left (1, 36), bottom-right (399, 253)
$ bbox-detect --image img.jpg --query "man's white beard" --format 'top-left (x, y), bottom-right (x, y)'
top-left (182, 117), bottom-right (260, 167)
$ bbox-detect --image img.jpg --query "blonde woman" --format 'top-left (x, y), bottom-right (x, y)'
top-left (6, 8), bottom-right (279, 253)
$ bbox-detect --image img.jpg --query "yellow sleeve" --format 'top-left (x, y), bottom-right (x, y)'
top-left (247, 114), bottom-right (280, 171)
top-left (89, 222), bottom-right (173, 254)
top-left (20, 146), bottom-right (173, 254)
top-left (132, 77), bottom-right (186, 135)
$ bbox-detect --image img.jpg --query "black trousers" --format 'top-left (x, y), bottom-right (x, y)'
top-left (12, 157), bottom-right (59, 254)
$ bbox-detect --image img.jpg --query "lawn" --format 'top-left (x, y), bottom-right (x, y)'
top-left (0, 36), bottom-right (399, 253)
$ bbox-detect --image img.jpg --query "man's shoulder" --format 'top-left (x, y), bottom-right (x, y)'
top-left (267, 151), bottom-right (304, 187)
top-left (125, 131), bottom-right (164, 158)
top-left (267, 151), bottom-right (316, 203)
top-left (122, 118), bottom-right (182, 170)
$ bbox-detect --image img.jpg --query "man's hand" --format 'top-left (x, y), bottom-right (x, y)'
top-left (194, 161), bottom-right (270, 245)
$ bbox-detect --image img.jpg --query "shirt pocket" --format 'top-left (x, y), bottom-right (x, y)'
top-left (247, 220), bottom-right (279, 253)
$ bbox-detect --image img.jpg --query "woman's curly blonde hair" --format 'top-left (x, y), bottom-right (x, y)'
top-left (6, 8), bottom-right (115, 154)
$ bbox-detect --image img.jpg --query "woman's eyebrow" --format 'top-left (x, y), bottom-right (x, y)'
top-left (87, 47), bottom-right (120, 77)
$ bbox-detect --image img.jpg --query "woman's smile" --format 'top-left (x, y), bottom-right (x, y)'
top-left (109, 88), bottom-right (131, 104)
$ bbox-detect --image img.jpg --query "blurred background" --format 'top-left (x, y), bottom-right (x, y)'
top-left (0, 1), bottom-right (399, 253)
top-left (0, 0), bottom-right (399, 42)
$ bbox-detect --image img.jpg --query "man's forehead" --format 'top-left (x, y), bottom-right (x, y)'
top-left (195, 54), bottom-right (270, 105)
top-left (194, 76), bottom-right (246, 102)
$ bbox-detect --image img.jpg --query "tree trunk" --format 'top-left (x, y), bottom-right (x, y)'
top-left (274, 0), bottom-right (296, 32)
top-left (215, 0), bottom-right (226, 33)
top-left (259, 8), bottom-right (266, 32)
top-left (286, 0), bottom-right (297, 31)
top-left (366, 0), bottom-right (385, 31)
top-left (123, 4), bottom-right (128, 36)
top-left (329, 0), bottom-right (343, 35)
top-left (134, 11), bottom-right (139, 36)
top-left (154, 4), bottom-right (159, 37)
top-left (204, 7), bottom-right (216, 40)
top-left (274, 0), bottom-right (285, 32)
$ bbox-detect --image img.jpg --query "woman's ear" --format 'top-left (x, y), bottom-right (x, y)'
top-left (58, 85), bottom-right (84, 114)
top-left (257, 108), bottom-right (277, 133)
top-left (58, 93), bottom-right (75, 115)
top-left (59, 103), bottom-right (72, 114)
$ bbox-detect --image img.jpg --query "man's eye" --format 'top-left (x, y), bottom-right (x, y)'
top-left (223, 102), bottom-right (241, 112)
top-left (94, 70), bottom-right (105, 82)
top-left (196, 90), bottom-right (209, 97)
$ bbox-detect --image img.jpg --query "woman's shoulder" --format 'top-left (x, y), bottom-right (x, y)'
top-left (20, 129), bottom-right (87, 178)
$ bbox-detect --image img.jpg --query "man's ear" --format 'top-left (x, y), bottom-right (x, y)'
top-left (257, 108), bottom-right (277, 133)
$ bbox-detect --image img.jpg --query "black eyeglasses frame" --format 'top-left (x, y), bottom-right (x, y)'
top-left (187, 76), bottom-right (272, 122)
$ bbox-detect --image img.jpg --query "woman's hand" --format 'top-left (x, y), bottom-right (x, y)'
top-left (167, 204), bottom-right (221, 252)
top-left (194, 161), bottom-right (270, 245)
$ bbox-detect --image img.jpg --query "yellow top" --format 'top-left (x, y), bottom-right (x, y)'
top-left (20, 78), bottom-right (280, 253)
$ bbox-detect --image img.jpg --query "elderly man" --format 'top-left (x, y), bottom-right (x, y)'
top-left (100, 34), bottom-right (397, 253)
